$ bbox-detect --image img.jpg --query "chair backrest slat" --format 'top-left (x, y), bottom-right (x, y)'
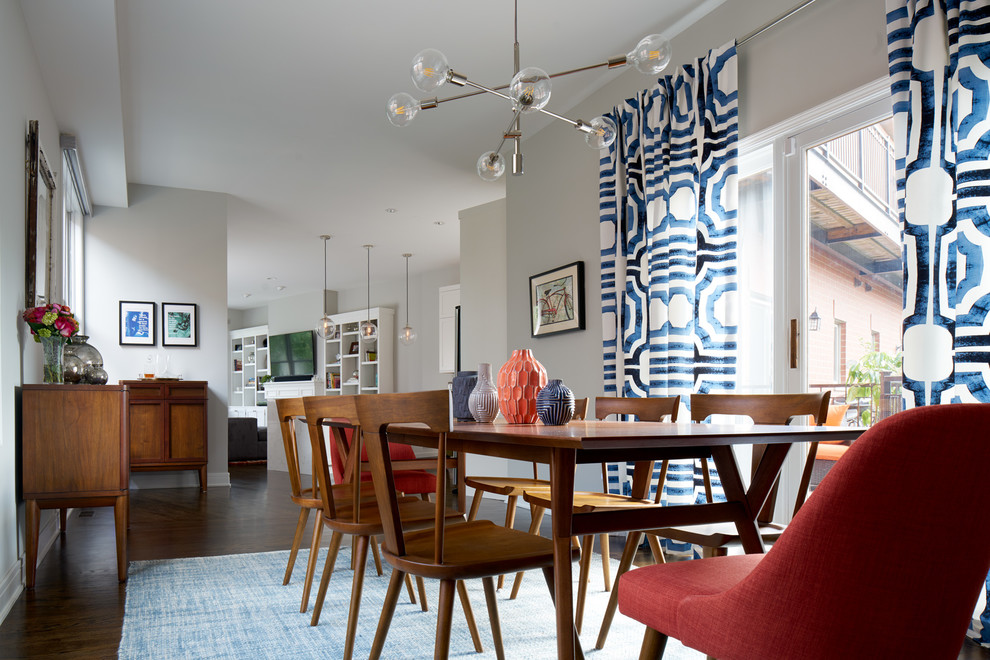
top-left (594, 396), bottom-right (680, 422)
top-left (354, 391), bottom-right (451, 561)
top-left (302, 395), bottom-right (363, 521)
top-left (689, 392), bottom-right (831, 519)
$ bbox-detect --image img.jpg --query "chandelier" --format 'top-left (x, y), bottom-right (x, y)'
top-left (386, 1), bottom-right (671, 181)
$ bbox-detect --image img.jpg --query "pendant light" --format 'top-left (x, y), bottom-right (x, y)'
top-left (359, 245), bottom-right (378, 342)
top-left (316, 235), bottom-right (336, 339)
top-left (399, 253), bottom-right (417, 345)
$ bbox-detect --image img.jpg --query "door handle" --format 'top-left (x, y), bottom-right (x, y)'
top-left (790, 318), bottom-right (798, 369)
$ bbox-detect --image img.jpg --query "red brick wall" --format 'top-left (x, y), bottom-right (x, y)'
top-left (807, 241), bottom-right (901, 388)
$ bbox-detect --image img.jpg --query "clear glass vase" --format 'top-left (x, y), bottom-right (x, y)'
top-left (39, 335), bottom-right (66, 384)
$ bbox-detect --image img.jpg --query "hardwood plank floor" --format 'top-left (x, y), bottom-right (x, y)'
top-left (1, 464), bottom-right (988, 659)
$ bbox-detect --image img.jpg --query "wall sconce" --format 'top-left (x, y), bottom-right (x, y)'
top-left (809, 308), bottom-right (821, 332)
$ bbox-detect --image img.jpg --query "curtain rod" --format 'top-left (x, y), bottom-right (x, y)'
top-left (737, 0), bottom-right (818, 47)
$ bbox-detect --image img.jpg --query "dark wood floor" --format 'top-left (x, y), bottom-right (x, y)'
top-left (1, 464), bottom-right (988, 659)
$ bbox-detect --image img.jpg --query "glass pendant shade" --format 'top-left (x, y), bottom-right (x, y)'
top-left (585, 115), bottom-right (617, 149)
top-left (411, 48), bottom-right (450, 92)
top-left (509, 67), bottom-right (551, 112)
top-left (386, 92), bottom-right (420, 127)
top-left (477, 151), bottom-right (506, 181)
top-left (399, 325), bottom-right (417, 345)
top-left (317, 314), bottom-right (337, 339)
top-left (360, 320), bottom-right (378, 342)
top-left (627, 34), bottom-right (672, 75)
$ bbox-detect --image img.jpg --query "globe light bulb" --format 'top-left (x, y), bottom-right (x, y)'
top-left (477, 151), bottom-right (506, 181)
top-left (410, 48), bottom-right (450, 93)
top-left (509, 67), bottom-right (552, 113)
top-left (585, 116), bottom-right (617, 149)
top-left (360, 320), bottom-right (378, 343)
top-left (627, 34), bottom-right (672, 75)
top-left (399, 325), bottom-right (417, 345)
top-left (316, 314), bottom-right (337, 340)
top-left (386, 93), bottom-right (420, 127)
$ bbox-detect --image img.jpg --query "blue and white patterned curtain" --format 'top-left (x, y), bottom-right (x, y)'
top-left (887, 0), bottom-right (990, 643)
top-left (599, 42), bottom-right (739, 553)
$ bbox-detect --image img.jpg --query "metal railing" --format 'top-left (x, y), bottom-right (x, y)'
top-left (810, 375), bottom-right (902, 427)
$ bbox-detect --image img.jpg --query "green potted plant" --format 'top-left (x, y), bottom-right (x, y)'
top-left (846, 339), bottom-right (902, 426)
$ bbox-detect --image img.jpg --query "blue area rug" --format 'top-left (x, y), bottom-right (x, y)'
top-left (119, 546), bottom-right (704, 659)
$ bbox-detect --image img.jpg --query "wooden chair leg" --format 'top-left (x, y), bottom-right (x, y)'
top-left (600, 532), bottom-right (612, 590)
top-left (541, 566), bottom-right (586, 660)
top-left (638, 627), bottom-right (668, 660)
top-left (482, 576), bottom-right (506, 660)
top-left (646, 534), bottom-right (667, 564)
top-left (596, 530), bottom-right (644, 650)
top-left (509, 504), bottom-right (546, 599)
top-left (300, 513), bottom-right (324, 613)
top-left (283, 507), bottom-right (310, 585)
top-left (435, 579), bottom-right (457, 660)
top-left (456, 579), bottom-right (484, 653)
top-left (404, 574), bottom-right (417, 604)
top-left (496, 495), bottom-right (519, 590)
top-left (417, 576), bottom-right (429, 612)
top-left (467, 488), bottom-right (484, 522)
top-left (371, 536), bottom-right (383, 575)
top-left (309, 531), bottom-right (343, 625)
top-left (341, 534), bottom-right (371, 660)
top-left (576, 534), bottom-right (595, 634)
top-left (369, 569), bottom-right (406, 660)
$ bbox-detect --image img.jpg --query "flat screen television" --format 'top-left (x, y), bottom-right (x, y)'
top-left (268, 330), bottom-right (316, 381)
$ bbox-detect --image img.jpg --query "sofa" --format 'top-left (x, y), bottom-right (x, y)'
top-left (227, 416), bottom-right (268, 462)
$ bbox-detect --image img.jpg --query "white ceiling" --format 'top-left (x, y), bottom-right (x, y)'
top-left (22, 0), bottom-right (723, 309)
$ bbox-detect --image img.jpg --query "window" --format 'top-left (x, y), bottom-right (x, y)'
top-left (61, 152), bottom-right (85, 327)
top-left (834, 320), bottom-right (846, 383)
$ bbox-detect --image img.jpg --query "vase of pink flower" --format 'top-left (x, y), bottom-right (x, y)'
top-left (22, 303), bottom-right (79, 384)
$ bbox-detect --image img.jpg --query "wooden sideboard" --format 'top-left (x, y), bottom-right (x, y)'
top-left (122, 380), bottom-right (208, 491)
top-left (20, 384), bottom-right (129, 587)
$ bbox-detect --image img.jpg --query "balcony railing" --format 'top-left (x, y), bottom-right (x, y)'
top-left (814, 125), bottom-right (897, 220)
top-left (810, 374), bottom-right (902, 427)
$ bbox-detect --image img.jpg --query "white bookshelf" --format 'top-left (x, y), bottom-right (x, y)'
top-left (229, 324), bottom-right (269, 424)
top-left (322, 307), bottom-right (394, 396)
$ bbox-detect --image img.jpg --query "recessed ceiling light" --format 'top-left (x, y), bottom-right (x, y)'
top-left (434, 221), bottom-right (444, 226)
top-left (385, 208), bottom-right (397, 214)
top-left (275, 285), bottom-right (286, 291)
top-left (242, 293), bottom-right (252, 298)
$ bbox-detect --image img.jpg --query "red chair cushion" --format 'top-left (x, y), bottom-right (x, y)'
top-left (328, 426), bottom-right (436, 495)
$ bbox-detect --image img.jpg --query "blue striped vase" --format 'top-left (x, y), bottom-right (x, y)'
top-left (536, 379), bottom-right (574, 426)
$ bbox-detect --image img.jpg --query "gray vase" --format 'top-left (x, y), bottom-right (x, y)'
top-left (468, 363), bottom-right (499, 423)
top-left (451, 370), bottom-right (478, 421)
top-left (63, 335), bottom-right (105, 384)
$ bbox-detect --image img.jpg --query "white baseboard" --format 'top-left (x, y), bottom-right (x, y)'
top-left (209, 471), bottom-right (231, 488)
top-left (0, 508), bottom-right (59, 626)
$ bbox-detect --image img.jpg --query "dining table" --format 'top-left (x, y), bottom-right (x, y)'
top-left (386, 418), bottom-right (865, 660)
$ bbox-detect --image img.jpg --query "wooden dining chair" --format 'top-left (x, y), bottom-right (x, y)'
top-left (463, 397), bottom-right (588, 591)
top-left (595, 390), bottom-right (830, 650)
top-left (302, 395), bottom-right (478, 660)
top-left (617, 403), bottom-right (990, 660)
top-left (356, 390), bottom-right (582, 660)
top-left (520, 395), bottom-right (680, 634)
top-left (274, 397), bottom-right (375, 614)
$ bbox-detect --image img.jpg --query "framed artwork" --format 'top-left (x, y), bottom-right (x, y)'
top-left (119, 301), bottom-right (156, 346)
top-left (25, 120), bottom-right (56, 306)
top-left (162, 302), bottom-right (198, 347)
top-left (529, 261), bottom-right (585, 337)
top-left (349, 341), bottom-right (359, 355)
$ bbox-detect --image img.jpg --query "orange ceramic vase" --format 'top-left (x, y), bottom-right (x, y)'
top-left (497, 349), bottom-right (548, 424)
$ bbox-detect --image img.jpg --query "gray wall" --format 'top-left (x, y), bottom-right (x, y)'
top-left (86, 184), bottom-right (229, 489)
top-left (0, 0), bottom-right (64, 620)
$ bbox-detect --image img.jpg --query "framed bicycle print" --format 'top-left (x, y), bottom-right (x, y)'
top-left (529, 261), bottom-right (585, 337)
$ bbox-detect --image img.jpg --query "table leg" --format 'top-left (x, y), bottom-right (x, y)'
top-left (25, 499), bottom-right (40, 589)
top-left (551, 448), bottom-right (577, 660)
top-left (114, 495), bottom-right (128, 582)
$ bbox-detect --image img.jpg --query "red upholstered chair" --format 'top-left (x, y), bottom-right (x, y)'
top-left (617, 403), bottom-right (990, 660)
top-left (328, 425), bottom-right (436, 498)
